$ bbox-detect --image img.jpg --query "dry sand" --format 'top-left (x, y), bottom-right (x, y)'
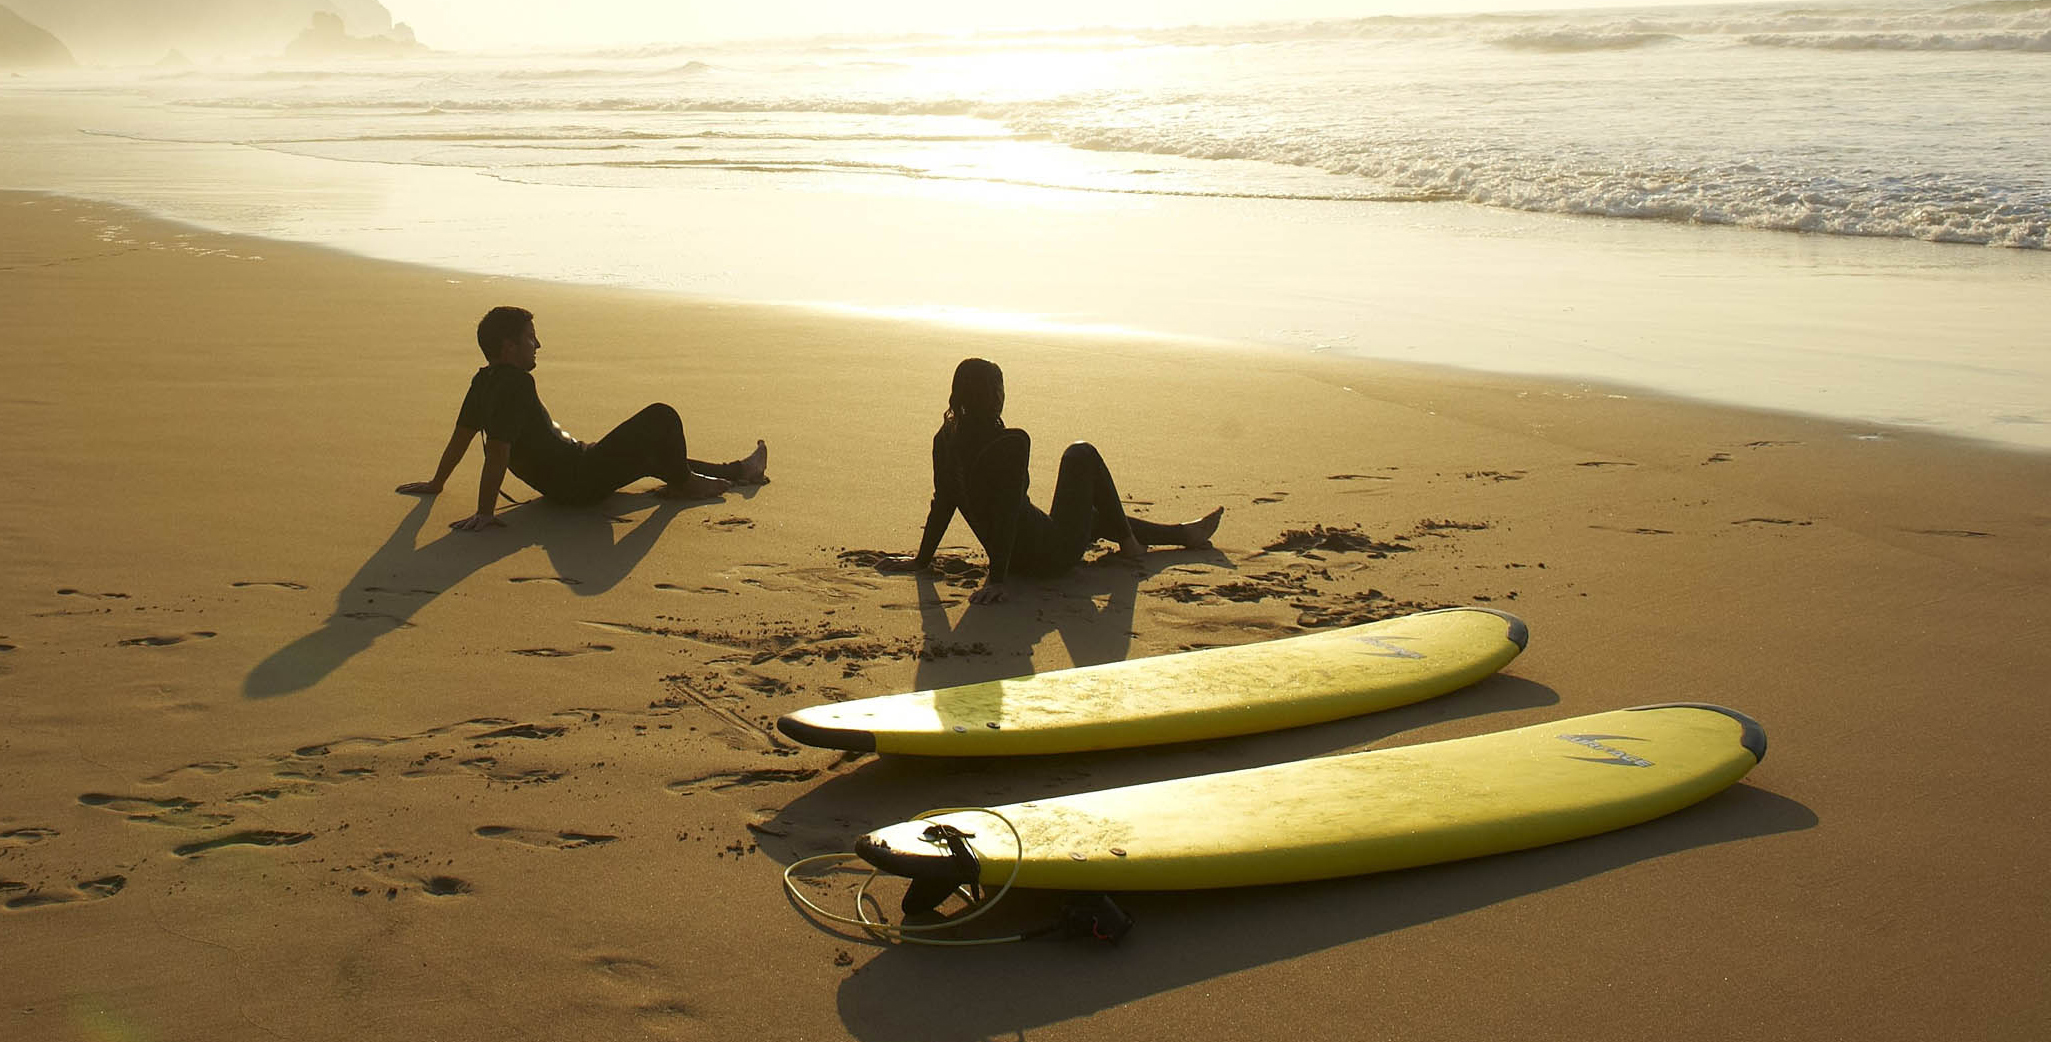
top-left (1, 191), bottom-right (2046, 1041)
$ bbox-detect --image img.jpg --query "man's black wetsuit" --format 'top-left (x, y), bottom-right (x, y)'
top-left (915, 423), bottom-right (1158, 581)
top-left (457, 364), bottom-right (742, 505)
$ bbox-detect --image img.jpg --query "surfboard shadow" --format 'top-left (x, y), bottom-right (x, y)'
top-left (753, 675), bottom-right (1560, 873)
top-left (829, 782), bottom-right (1816, 1042)
top-left (242, 491), bottom-right (699, 699)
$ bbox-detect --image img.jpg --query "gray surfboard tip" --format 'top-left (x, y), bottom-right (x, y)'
top-left (776, 714), bottom-right (877, 753)
top-left (1627, 702), bottom-right (1767, 763)
top-left (1415, 605), bottom-right (1530, 650)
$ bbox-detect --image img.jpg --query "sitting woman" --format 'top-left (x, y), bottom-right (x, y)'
top-left (879, 357), bottom-right (1222, 604)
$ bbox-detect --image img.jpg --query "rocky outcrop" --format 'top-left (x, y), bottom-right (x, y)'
top-left (4, 1), bottom-right (419, 65)
top-left (0, 3), bottom-right (75, 69)
top-left (284, 10), bottom-right (423, 58)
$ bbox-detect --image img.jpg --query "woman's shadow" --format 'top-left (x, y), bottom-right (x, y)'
top-left (902, 544), bottom-right (1235, 711)
top-left (243, 490), bottom-right (735, 699)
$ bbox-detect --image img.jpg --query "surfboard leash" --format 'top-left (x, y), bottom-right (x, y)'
top-left (783, 807), bottom-right (1029, 947)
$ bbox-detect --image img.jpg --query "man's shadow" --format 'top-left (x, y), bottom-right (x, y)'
top-left (243, 490), bottom-right (715, 698)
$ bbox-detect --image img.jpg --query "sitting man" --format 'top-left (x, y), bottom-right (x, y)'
top-left (397, 306), bottom-right (768, 530)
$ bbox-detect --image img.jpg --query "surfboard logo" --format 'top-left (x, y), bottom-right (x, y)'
top-left (1345, 634), bottom-right (1426, 659)
top-left (1558, 733), bottom-right (1654, 767)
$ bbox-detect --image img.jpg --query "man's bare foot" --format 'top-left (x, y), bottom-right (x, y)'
top-left (731, 440), bottom-right (769, 485)
top-left (1179, 507), bottom-right (1225, 548)
top-left (657, 472), bottom-right (732, 500)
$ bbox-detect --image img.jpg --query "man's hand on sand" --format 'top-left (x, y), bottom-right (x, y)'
top-left (450, 512), bottom-right (505, 531)
top-left (395, 480), bottom-right (443, 495)
top-left (968, 580), bottom-right (1007, 605)
top-left (876, 555), bottom-right (929, 573)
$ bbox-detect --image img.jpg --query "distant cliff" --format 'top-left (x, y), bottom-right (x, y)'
top-left (4, 0), bottom-right (421, 65)
top-left (0, 4), bottom-right (75, 69)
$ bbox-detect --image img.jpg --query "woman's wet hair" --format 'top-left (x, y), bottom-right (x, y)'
top-left (476, 305), bottom-right (534, 361)
top-left (945, 357), bottom-right (1004, 430)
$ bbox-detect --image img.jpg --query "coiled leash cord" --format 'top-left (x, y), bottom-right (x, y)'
top-left (782, 807), bottom-right (1029, 947)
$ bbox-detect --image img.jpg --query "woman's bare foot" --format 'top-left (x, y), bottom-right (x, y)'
top-left (1179, 507), bottom-right (1224, 548)
top-left (731, 440), bottom-right (769, 485)
top-left (657, 472), bottom-right (732, 500)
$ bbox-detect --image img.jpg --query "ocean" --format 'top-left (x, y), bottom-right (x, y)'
top-left (3, 0), bottom-right (2047, 446)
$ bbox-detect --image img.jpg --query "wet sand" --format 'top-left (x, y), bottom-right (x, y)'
top-left (1, 192), bottom-right (2046, 1041)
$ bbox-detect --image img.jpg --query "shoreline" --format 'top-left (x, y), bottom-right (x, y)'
top-left (3, 190), bottom-right (2047, 1041)
top-left (3, 81), bottom-right (2047, 449)
top-left (12, 182), bottom-right (2050, 460)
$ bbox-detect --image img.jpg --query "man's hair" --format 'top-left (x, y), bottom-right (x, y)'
top-left (475, 306), bottom-right (533, 361)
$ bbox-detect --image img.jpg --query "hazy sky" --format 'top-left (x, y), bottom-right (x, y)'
top-left (388, 0), bottom-right (1743, 50)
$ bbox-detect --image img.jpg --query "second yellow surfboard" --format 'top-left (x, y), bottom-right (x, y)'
top-left (776, 606), bottom-right (1527, 755)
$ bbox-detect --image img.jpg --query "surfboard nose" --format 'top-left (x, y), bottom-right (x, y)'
top-left (1627, 702), bottom-right (1767, 763)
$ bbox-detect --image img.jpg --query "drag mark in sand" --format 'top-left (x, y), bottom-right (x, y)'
top-left (473, 826), bottom-right (616, 850)
top-left (655, 676), bottom-right (795, 752)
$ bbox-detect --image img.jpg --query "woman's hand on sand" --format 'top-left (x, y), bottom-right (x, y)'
top-left (968, 580), bottom-right (1007, 605)
top-left (875, 555), bottom-right (929, 573)
top-left (449, 511), bottom-right (505, 532)
top-left (395, 480), bottom-right (443, 495)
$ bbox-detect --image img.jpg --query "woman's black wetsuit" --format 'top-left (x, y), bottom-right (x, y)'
top-left (914, 422), bottom-right (1178, 581)
top-left (457, 364), bottom-right (744, 505)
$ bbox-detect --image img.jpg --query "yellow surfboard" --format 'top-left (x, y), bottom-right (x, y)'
top-left (776, 607), bottom-right (1527, 756)
top-left (855, 704), bottom-right (1765, 890)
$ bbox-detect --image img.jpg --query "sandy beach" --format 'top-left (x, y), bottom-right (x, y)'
top-left (2, 191), bottom-right (2047, 1041)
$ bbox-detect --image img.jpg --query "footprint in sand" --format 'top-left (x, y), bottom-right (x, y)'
top-left (1577, 460), bottom-right (1636, 468)
top-left (142, 761), bottom-right (238, 785)
top-left (729, 563), bottom-right (883, 602)
top-left (1732, 518), bottom-right (1813, 527)
top-left (78, 793), bottom-right (235, 830)
top-left (1591, 525), bottom-right (1675, 535)
top-left (703, 516), bottom-right (754, 529)
top-left (173, 831), bottom-right (313, 858)
top-left (510, 644), bottom-right (615, 658)
top-left (655, 583), bottom-right (737, 595)
top-left (58, 589), bottom-right (131, 599)
top-left (1703, 452), bottom-right (1734, 465)
top-left (473, 826), bottom-right (616, 849)
top-left (340, 611), bottom-right (413, 627)
top-left (3, 875), bottom-right (127, 911)
top-left (117, 632), bottom-right (217, 648)
top-left (510, 576), bottom-right (583, 586)
top-left (1252, 492), bottom-right (1288, 504)
top-left (231, 580), bottom-right (307, 591)
top-left (666, 767), bottom-right (820, 795)
top-left (1909, 528), bottom-right (1992, 539)
top-left (1, 827), bottom-right (59, 846)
